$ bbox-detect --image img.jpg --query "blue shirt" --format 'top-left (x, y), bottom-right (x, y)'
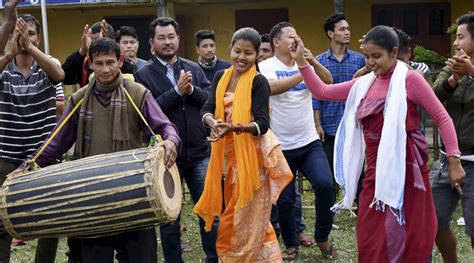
top-left (314, 48), bottom-right (365, 135)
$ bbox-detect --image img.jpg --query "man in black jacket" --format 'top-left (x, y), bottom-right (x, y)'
top-left (62, 20), bottom-right (136, 86)
top-left (135, 17), bottom-right (217, 263)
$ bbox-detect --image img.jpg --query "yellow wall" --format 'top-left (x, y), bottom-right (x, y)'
top-left (6, 0), bottom-right (474, 64)
top-left (17, 3), bottom-right (157, 62)
top-left (175, 0), bottom-right (334, 62)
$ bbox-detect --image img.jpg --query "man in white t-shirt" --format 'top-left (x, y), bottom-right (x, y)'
top-left (259, 22), bottom-right (337, 260)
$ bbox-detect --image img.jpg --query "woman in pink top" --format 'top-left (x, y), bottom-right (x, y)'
top-left (290, 26), bottom-right (465, 262)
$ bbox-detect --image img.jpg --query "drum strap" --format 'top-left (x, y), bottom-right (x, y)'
top-left (122, 88), bottom-right (163, 146)
top-left (31, 98), bottom-right (85, 169)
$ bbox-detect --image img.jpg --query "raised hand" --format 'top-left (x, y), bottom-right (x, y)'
top-left (304, 48), bottom-right (317, 64)
top-left (288, 36), bottom-right (306, 65)
top-left (79, 24), bottom-right (92, 56)
top-left (4, 0), bottom-right (21, 18)
top-left (17, 18), bottom-right (33, 51)
top-left (9, 30), bottom-right (22, 56)
top-left (100, 19), bottom-right (109, 38)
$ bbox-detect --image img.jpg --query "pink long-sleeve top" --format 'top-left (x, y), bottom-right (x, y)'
top-left (299, 63), bottom-right (460, 156)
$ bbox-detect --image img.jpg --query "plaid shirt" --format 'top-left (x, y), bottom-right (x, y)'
top-left (313, 48), bottom-right (365, 135)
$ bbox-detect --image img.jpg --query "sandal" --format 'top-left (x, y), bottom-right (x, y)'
top-left (281, 247), bottom-right (298, 261)
top-left (317, 241), bottom-right (337, 260)
top-left (298, 233), bottom-right (316, 247)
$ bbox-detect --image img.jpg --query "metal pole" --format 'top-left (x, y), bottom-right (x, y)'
top-left (40, 0), bottom-right (49, 55)
top-left (157, 0), bottom-right (167, 18)
top-left (334, 0), bottom-right (344, 14)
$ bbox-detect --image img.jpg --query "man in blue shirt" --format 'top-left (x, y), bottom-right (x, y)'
top-left (314, 13), bottom-right (365, 178)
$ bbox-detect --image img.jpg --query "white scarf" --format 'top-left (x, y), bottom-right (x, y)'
top-left (332, 61), bottom-right (409, 224)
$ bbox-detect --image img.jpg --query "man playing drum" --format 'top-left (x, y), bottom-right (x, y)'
top-left (19, 37), bottom-right (181, 263)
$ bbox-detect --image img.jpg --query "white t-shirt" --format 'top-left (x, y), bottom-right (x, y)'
top-left (259, 56), bottom-right (319, 151)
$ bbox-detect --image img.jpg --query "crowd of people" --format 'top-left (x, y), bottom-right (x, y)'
top-left (0, 0), bottom-right (473, 261)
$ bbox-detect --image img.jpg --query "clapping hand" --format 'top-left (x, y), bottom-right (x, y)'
top-left (16, 18), bottom-right (34, 51)
top-left (9, 30), bottom-right (22, 56)
top-left (447, 49), bottom-right (473, 77)
top-left (177, 70), bottom-right (193, 95)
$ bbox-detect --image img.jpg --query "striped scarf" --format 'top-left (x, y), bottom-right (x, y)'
top-left (76, 73), bottom-right (131, 158)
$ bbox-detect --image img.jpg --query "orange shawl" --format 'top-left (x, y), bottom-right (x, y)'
top-left (194, 65), bottom-right (261, 231)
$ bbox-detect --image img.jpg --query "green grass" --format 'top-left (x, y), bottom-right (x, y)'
top-left (10, 188), bottom-right (473, 262)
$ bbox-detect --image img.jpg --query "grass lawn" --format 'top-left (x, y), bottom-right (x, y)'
top-left (9, 184), bottom-right (474, 262)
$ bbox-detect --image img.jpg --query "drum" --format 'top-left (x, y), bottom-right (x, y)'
top-left (0, 144), bottom-right (182, 239)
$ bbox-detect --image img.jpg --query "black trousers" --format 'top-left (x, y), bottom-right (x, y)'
top-left (80, 229), bottom-right (157, 263)
top-left (35, 238), bottom-right (82, 263)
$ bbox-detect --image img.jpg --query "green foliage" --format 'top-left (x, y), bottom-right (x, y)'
top-left (10, 185), bottom-right (474, 262)
top-left (448, 11), bottom-right (474, 34)
top-left (447, 23), bottom-right (457, 34)
top-left (413, 45), bottom-right (446, 67)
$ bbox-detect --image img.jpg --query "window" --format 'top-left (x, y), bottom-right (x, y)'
top-left (403, 9), bottom-right (419, 36)
top-left (235, 8), bottom-right (289, 34)
top-left (371, 3), bottom-right (451, 57)
top-left (429, 9), bottom-right (445, 35)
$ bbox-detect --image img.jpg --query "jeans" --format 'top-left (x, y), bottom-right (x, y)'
top-left (270, 180), bottom-right (306, 237)
top-left (159, 156), bottom-right (218, 263)
top-left (277, 140), bottom-right (335, 248)
top-left (294, 180), bottom-right (306, 234)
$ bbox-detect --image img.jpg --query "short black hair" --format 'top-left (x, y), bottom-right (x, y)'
top-left (195, 29), bottom-right (215, 46)
top-left (260, 33), bottom-right (270, 43)
top-left (231, 27), bottom-right (261, 52)
top-left (363, 25), bottom-right (399, 54)
top-left (149, 17), bottom-right (179, 39)
top-left (323, 13), bottom-right (347, 39)
top-left (269, 21), bottom-right (294, 50)
top-left (88, 37), bottom-right (121, 62)
top-left (457, 13), bottom-right (474, 39)
top-left (393, 28), bottom-right (412, 55)
top-left (115, 26), bottom-right (138, 42)
top-left (18, 14), bottom-right (40, 35)
top-left (90, 21), bottom-right (115, 39)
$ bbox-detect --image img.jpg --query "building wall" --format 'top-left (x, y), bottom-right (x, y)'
top-left (16, 3), bottom-right (157, 62)
top-left (5, 0), bottom-right (473, 64)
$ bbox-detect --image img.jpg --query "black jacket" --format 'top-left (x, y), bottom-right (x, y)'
top-left (201, 70), bottom-right (270, 135)
top-left (135, 56), bottom-right (211, 162)
top-left (62, 50), bottom-right (137, 86)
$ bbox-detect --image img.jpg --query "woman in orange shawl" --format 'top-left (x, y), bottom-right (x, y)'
top-left (194, 27), bottom-right (292, 262)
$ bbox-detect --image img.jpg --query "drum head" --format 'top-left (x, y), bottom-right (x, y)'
top-left (147, 145), bottom-right (182, 222)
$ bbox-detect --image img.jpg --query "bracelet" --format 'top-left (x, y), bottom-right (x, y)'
top-left (235, 124), bottom-right (244, 134)
top-left (201, 113), bottom-right (214, 127)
